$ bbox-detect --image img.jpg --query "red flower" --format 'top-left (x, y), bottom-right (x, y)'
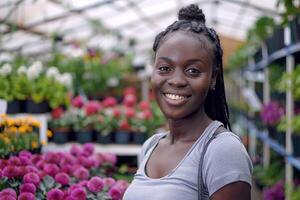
top-left (51, 107), bottom-right (64, 119)
top-left (103, 97), bottom-right (117, 107)
top-left (125, 108), bottom-right (135, 118)
top-left (123, 94), bottom-right (136, 107)
top-left (141, 110), bottom-right (152, 120)
top-left (72, 96), bottom-right (85, 108)
top-left (113, 108), bottom-right (121, 118)
top-left (119, 120), bottom-right (131, 130)
top-left (139, 101), bottom-right (150, 110)
top-left (84, 101), bottom-right (101, 116)
top-left (123, 87), bottom-right (136, 96)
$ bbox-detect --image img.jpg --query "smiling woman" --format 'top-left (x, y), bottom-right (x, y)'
top-left (123, 4), bottom-right (252, 200)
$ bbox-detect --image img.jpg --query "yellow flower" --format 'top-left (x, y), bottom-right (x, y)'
top-left (3, 137), bottom-right (10, 144)
top-left (47, 130), bottom-right (53, 138)
top-left (41, 139), bottom-right (47, 145)
top-left (18, 126), bottom-right (27, 134)
top-left (31, 141), bottom-right (39, 149)
top-left (0, 114), bottom-right (7, 118)
top-left (7, 126), bottom-right (18, 133)
top-left (7, 119), bottom-right (14, 127)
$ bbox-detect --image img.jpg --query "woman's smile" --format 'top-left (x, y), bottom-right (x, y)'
top-left (162, 92), bottom-right (191, 106)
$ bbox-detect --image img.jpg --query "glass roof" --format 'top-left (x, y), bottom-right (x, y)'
top-left (0, 0), bottom-right (284, 61)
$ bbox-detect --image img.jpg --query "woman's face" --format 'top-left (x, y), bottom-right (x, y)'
top-left (151, 31), bottom-right (215, 120)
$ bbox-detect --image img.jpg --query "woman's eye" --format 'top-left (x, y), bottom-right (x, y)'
top-left (186, 68), bottom-right (200, 75)
top-left (158, 66), bottom-right (171, 72)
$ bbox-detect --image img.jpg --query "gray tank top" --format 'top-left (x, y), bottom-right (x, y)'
top-left (123, 120), bottom-right (252, 200)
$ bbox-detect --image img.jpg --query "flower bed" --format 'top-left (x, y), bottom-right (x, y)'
top-left (0, 143), bottom-right (129, 200)
top-left (0, 115), bottom-right (51, 158)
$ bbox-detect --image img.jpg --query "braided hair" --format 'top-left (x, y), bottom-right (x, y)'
top-left (153, 4), bottom-right (231, 130)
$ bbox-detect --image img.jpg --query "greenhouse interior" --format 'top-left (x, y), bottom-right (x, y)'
top-left (0, 0), bottom-right (300, 199)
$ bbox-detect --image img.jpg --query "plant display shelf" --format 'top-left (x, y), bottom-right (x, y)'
top-left (245, 117), bottom-right (300, 170)
top-left (248, 42), bottom-right (300, 71)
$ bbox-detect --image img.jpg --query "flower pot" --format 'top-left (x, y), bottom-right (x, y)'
top-left (76, 130), bottom-right (93, 144)
top-left (25, 100), bottom-right (50, 113)
top-left (115, 131), bottom-right (130, 144)
top-left (96, 131), bottom-right (113, 144)
top-left (7, 100), bottom-right (22, 114)
top-left (132, 133), bottom-right (147, 144)
top-left (290, 16), bottom-right (300, 43)
top-left (52, 127), bottom-right (70, 144)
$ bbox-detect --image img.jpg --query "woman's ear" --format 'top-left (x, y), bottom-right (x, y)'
top-left (210, 69), bottom-right (218, 90)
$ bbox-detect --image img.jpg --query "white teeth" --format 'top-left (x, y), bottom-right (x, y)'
top-left (165, 93), bottom-right (186, 100)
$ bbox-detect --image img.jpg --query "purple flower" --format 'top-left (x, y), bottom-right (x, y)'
top-left (87, 177), bottom-right (104, 193)
top-left (70, 187), bottom-right (86, 200)
top-left (70, 144), bottom-right (82, 156)
top-left (23, 172), bottom-right (40, 186)
top-left (73, 167), bottom-right (89, 180)
top-left (103, 153), bottom-right (117, 165)
top-left (47, 188), bottom-right (64, 200)
top-left (260, 101), bottom-right (284, 125)
top-left (108, 187), bottom-right (122, 200)
top-left (18, 192), bottom-right (35, 200)
top-left (20, 183), bottom-right (36, 194)
top-left (0, 195), bottom-right (16, 200)
top-left (44, 152), bottom-right (60, 164)
top-left (8, 156), bottom-right (21, 166)
top-left (55, 172), bottom-right (70, 185)
top-left (82, 143), bottom-right (94, 156)
top-left (0, 188), bottom-right (17, 199)
top-left (115, 180), bottom-right (129, 193)
top-left (43, 163), bottom-right (59, 177)
top-left (61, 164), bottom-right (72, 175)
top-left (103, 177), bottom-right (116, 188)
top-left (78, 180), bottom-right (88, 187)
top-left (263, 180), bottom-right (285, 200)
top-left (2, 166), bottom-right (20, 178)
top-left (25, 166), bottom-right (39, 174)
top-left (19, 150), bottom-right (32, 158)
top-left (19, 156), bottom-right (32, 166)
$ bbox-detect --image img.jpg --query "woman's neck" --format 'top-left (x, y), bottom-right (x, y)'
top-left (167, 108), bottom-right (213, 144)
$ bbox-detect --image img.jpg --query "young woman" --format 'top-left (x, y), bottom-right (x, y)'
top-left (123, 4), bottom-right (252, 200)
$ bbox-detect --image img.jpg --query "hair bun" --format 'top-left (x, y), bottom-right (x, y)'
top-left (178, 4), bottom-right (205, 24)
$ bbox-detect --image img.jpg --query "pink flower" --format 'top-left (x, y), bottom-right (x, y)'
top-left (44, 152), bottom-right (60, 164)
top-left (103, 177), bottom-right (116, 188)
top-left (0, 159), bottom-right (7, 169)
top-left (2, 166), bottom-right (19, 178)
top-left (38, 171), bottom-right (46, 179)
top-left (36, 160), bottom-right (45, 169)
top-left (119, 120), bottom-right (131, 130)
top-left (84, 101), bottom-right (102, 116)
top-left (20, 183), bottom-right (36, 194)
top-left (18, 167), bottom-right (27, 177)
top-left (8, 156), bottom-right (21, 166)
top-left (43, 164), bottom-right (59, 177)
top-left (23, 172), bottom-right (40, 187)
top-left (87, 177), bottom-right (104, 193)
top-left (72, 95), bottom-right (85, 108)
top-left (103, 153), bottom-right (117, 165)
top-left (78, 180), bottom-right (88, 187)
top-left (70, 187), bottom-right (86, 200)
top-left (47, 188), bottom-right (64, 200)
top-left (18, 192), bottom-right (35, 200)
top-left (141, 110), bottom-right (152, 120)
top-left (125, 107), bottom-right (135, 118)
top-left (123, 87), bottom-right (136, 96)
top-left (73, 167), bottom-right (89, 180)
top-left (103, 97), bottom-right (117, 107)
top-left (123, 94), bottom-right (136, 107)
top-left (113, 108), bottom-right (121, 118)
top-left (108, 187), bottom-right (122, 200)
top-left (70, 144), bottom-right (82, 156)
top-left (0, 195), bottom-right (16, 200)
top-left (19, 156), bottom-right (32, 166)
top-left (61, 164), bottom-right (73, 175)
top-left (19, 150), bottom-right (32, 158)
top-left (30, 155), bottom-right (42, 165)
top-left (55, 172), bottom-right (70, 185)
top-left (25, 166), bottom-right (39, 174)
top-left (115, 180), bottom-right (129, 193)
top-left (139, 101), bottom-right (150, 110)
top-left (0, 188), bottom-right (17, 199)
top-left (83, 143), bottom-right (94, 156)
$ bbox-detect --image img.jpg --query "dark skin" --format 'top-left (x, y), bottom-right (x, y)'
top-left (147, 31), bottom-right (250, 200)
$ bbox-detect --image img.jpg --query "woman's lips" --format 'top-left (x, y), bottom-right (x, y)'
top-left (162, 92), bottom-right (191, 106)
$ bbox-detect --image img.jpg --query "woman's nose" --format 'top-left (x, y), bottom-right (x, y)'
top-left (167, 69), bottom-right (187, 88)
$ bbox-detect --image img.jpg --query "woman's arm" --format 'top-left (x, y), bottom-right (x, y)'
top-left (210, 181), bottom-right (251, 200)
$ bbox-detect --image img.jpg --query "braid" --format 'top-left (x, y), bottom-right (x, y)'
top-left (153, 4), bottom-right (231, 130)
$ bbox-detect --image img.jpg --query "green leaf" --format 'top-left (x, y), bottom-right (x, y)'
top-left (42, 175), bottom-right (55, 189)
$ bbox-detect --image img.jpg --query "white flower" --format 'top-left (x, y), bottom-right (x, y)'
top-left (17, 66), bottom-right (27, 75)
top-left (104, 108), bottom-right (114, 117)
top-left (27, 65), bottom-right (40, 80)
top-left (31, 61), bottom-right (43, 74)
top-left (46, 66), bottom-right (59, 79)
top-left (107, 77), bottom-right (119, 87)
top-left (57, 73), bottom-right (72, 88)
top-left (0, 63), bottom-right (12, 76)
